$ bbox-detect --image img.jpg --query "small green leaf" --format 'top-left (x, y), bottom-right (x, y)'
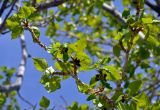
top-left (142, 18), bottom-right (153, 24)
top-left (117, 102), bottom-right (130, 110)
top-left (79, 104), bottom-right (89, 110)
top-left (77, 53), bottom-right (91, 70)
top-left (111, 90), bottom-right (123, 101)
top-left (39, 96), bottom-right (50, 108)
top-left (11, 26), bottom-right (23, 39)
top-left (40, 75), bottom-right (61, 92)
top-left (18, 6), bottom-right (36, 19)
top-left (0, 75), bottom-right (3, 80)
top-left (101, 56), bottom-right (111, 65)
top-left (67, 102), bottom-right (78, 110)
top-left (89, 76), bottom-right (97, 88)
top-left (122, 8), bottom-right (130, 19)
top-left (103, 66), bottom-right (122, 81)
top-left (7, 68), bottom-right (16, 77)
top-left (63, 53), bottom-right (69, 62)
top-left (128, 80), bottom-right (142, 95)
top-left (32, 58), bottom-right (48, 72)
top-left (6, 19), bottom-right (19, 30)
top-left (138, 47), bottom-right (150, 59)
top-left (101, 81), bottom-right (112, 89)
top-left (87, 94), bottom-right (96, 101)
top-left (133, 92), bottom-right (150, 108)
top-left (76, 80), bottom-right (90, 94)
top-left (113, 45), bottom-right (121, 57)
top-left (0, 93), bottom-right (6, 106)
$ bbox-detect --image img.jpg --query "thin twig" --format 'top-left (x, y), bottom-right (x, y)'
top-left (102, 2), bottom-right (145, 39)
top-left (145, 0), bottom-right (160, 15)
top-left (17, 91), bottom-right (35, 108)
top-left (60, 96), bottom-right (68, 107)
top-left (27, 26), bottom-right (47, 50)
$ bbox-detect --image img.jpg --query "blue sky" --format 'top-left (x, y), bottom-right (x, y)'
top-left (0, 1), bottom-right (125, 109)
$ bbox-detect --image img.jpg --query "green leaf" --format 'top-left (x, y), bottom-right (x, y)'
top-left (79, 104), bottom-right (89, 110)
top-left (133, 92), bottom-right (150, 108)
top-left (117, 102), bottom-right (130, 110)
top-left (122, 0), bottom-right (130, 6)
top-left (151, 101), bottom-right (160, 110)
top-left (40, 75), bottom-right (61, 92)
top-left (32, 58), bottom-right (48, 72)
top-left (100, 81), bottom-right (112, 89)
top-left (6, 16), bottom-right (20, 30)
top-left (39, 96), bottom-right (50, 108)
top-left (103, 66), bottom-right (122, 81)
top-left (77, 52), bottom-right (91, 70)
top-left (113, 45), bottom-right (121, 57)
top-left (7, 68), bottom-right (16, 77)
top-left (18, 6), bottom-right (36, 19)
top-left (87, 94), bottom-right (96, 101)
top-left (142, 18), bottom-right (153, 24)
top-left (128, 80), bottom-right (142, 95)
top-left (0, 75), bottom-right (3, 80)
top-left (11, 26), bottom-right (23, 39)
top-left (111, 90), bottom-right (123, 101)
top-left (101, 56), bottom-right (111, 65)
top-left (0, 93), bottom-right (6, 106)
top-left (89, 76), bottom-right (97, 88)
top-left (68, 38), bottom-right (87, 53)
top-left (67, 102), bottom-right (78, 110)
top-left (63, 53), bottom-right (69, 62)
top-left (130, 101), bottom-right (138, 110)
top-left (122, 8), bottom-right (130, 19)
top-left (137, 47), bottom-right (150, 59)
top-left (76, 80), bottom-right (90, 94)
top-left (147, 36), bottom-right (160, 47)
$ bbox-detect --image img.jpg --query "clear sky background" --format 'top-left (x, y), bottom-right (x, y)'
top-left (0, 1), bottom-right (124, 109)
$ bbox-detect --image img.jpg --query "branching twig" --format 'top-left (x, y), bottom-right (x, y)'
top-left (102, 3), bottom-right (126, 25)
top-left (102, 3), bottom-right (145, 39)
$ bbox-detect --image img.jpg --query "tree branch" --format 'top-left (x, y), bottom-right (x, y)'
top-left (145, 0), bottom-right (160, 15)
top-left (102, 3), bottom-right (145, 39)
top-left (36, 0), bottom-right (67, 11)
top-left (0, 0), bottom-right (9, 17)
top-left (0, 35), bottom-right (28, 92)
top-left (0, 0), bottom-right (17, 32)
top-left (102, 3), bottom-right (126, 25)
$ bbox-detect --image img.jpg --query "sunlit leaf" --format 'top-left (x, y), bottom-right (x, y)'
top-left (32, 58), bottom-right (48, 72)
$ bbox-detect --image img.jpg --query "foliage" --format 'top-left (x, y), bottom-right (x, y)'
top-left (0, 0), bottom-right (160, 110)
